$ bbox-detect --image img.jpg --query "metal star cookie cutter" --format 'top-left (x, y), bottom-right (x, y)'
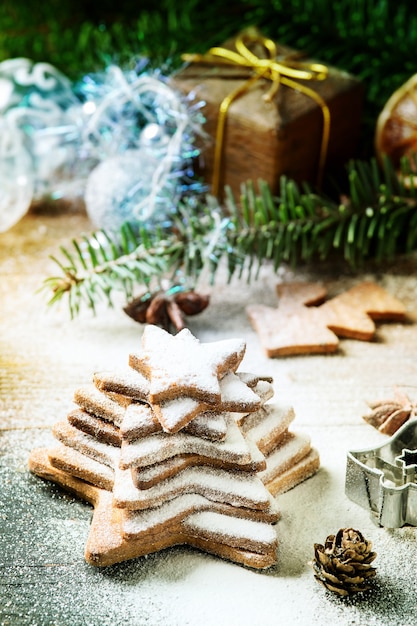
top-left (346, 418), bottom-right (417, 528)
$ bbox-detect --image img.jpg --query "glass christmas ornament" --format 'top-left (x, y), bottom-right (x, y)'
top-left (0, 118), bottom-right (34, 232)
top-left (0, 58), bottom-right (206, 232)
top-left (85, 148), bottom-right (180, 230)
top-left (84, 75), bottom-right (205, 231)
top-left (0, 57), bottom-right (86, 201)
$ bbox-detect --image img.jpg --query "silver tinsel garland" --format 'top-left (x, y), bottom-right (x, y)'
top-left (0, 58), bottom-right (206, 232)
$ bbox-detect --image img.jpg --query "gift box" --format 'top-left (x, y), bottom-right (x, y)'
top-left (172, 28), bottom-right (364, 198)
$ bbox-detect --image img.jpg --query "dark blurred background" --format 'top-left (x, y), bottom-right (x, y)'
top-left (1, 0), bottom-right (417, 158)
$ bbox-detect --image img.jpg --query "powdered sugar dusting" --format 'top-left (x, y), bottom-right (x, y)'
top-left (119, 415), bottom-right (254, 469)
top-left (53, 421), bottom-right (119, 468)
top-left (184, 411), bottom-right (227, 441)
top-left (154, 395), bottom-right (208, 432)
top-left (258, 432), bottom-right (312, 484)
top-left (217, 372), bottom-right (261, 410)
top-left (94, 368), bottom-right (150, 401)
top-left (184, 511), bottom-right (278, 549)
top-left (121, 490), bottom-right (278, 540)
top-left (74, 385), bottom-right (126, 426)
top-left (120, 402), bottom-right (159, 439)
top-left (113, 463), bottom-right (271, 510)
top-left (130, 326), bottom-right (246, 404)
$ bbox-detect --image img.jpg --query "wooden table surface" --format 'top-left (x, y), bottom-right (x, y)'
top-left (2, 205), bottom-right (417, 626)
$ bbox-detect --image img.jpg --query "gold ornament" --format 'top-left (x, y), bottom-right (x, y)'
top-left (375, 74), bottom-right (417, 182)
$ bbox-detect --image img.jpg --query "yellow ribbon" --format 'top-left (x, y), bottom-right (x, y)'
top-left (182, 30), bottom-right (331, 195)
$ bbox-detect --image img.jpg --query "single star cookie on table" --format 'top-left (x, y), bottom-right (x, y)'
top-left (247, 302), bottom-right (339, 357)
top-left (247, 281), bottom-right (407, 357)
top-left (318, 280), bottom-right (406, 339)
top-left (129, 325), bottom-right (246, 405)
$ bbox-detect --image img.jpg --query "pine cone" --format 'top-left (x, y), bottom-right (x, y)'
top-left (312, 528), bottom-right (377, 597)
top-left (123, 289), bottom-right (209, 333)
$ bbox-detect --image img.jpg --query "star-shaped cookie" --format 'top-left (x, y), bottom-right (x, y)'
top-left (94, 352), bottom-right (262, 434)
top-left (29, 448), bottom-right (279, 569)
top-left (129, 326), bottom-right (246, 404)
top-left (247, 281), bottom-right (407, 357)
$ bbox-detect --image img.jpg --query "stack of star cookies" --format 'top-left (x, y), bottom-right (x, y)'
top-left (29, 326), bottom-right (319, 569)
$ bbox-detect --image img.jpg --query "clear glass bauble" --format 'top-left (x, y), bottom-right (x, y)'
top-left (84, 149), bottom-right (179, 231)
top-left (0, 120), bottom-right (34, 232)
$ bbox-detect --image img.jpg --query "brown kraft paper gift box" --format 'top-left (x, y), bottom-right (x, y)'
top-left (172, 28), bottom-right (364, 198)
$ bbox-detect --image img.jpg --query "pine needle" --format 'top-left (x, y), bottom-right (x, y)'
top-left (41, 157), bottom-right (417, 316)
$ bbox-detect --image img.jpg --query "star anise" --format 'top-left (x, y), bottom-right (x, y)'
top-left (123, 288), bottom-right (209, 333)
top-left (363, 387), bottom-right (417, 435)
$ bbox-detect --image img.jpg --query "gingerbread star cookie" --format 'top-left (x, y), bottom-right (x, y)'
top-left (247, 281), bottom-right (407, 357)
top-left (95, 367), bottom-right (262, 435)
top-left (29, 449), bottom-right (278, 569)
top-left (130, 325), bottom-right (246, 404)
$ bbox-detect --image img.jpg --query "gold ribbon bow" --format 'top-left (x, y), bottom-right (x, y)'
top-left (182, 30), bottom-right (331, 195)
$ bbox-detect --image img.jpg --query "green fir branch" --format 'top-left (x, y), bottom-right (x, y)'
top-left (43, 156), bottom-right (417, 317)
top-left (43, 225), bottom-right (183, 317)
